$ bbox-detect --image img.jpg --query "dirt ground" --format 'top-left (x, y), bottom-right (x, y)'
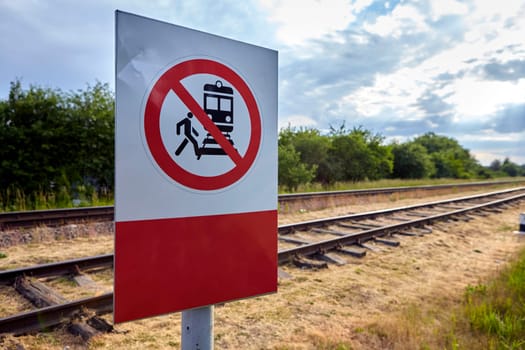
top-left (1, 189), bottom-right (525, 349)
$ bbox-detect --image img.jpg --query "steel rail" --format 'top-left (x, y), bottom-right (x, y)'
top-left (0, 293), bottom-right (113, 335)
top-left (0, 254), bottom-right (113, 286)
top-left (0, 206), bottom-right (114, 229)
top-left (278, 191), bottom-right (525, 264)
top-left (0, 187), bottom-right (524, 335)
top-left (278, 179), bottom-right (524, 201)
top-left (2, 180), bottom-right (524, 229)
top-left (278, 186), bottom-right (525, 233)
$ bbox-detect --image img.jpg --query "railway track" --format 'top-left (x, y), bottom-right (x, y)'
top-left (1, 180), bottom-right (523, 229)
top-left (1, 187), bottom-right (524, 337)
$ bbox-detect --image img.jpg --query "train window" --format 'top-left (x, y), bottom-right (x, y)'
top-left (206, 96), bottom-right (218, 110)
top-left (220, 98), bottom-right (232, 112)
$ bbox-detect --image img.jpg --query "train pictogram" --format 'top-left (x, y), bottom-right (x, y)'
top-left (200, 80), bottom-right (235, 156)
top-left (174, 80), bottom-right (237, 159)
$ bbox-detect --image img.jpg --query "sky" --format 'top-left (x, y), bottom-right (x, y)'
top-left (1, 0), bottom-right (524, 166)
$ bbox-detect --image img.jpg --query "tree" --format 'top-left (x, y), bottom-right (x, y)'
top-left (0, 81), bottom-right (68, 193)
top-left (66, 82), bottom-right (114, 190)
top-left (391, 142), bottom-right (435, 179)
top-left (489, 159), bottom-right (501, 172)
top-left (328, 126), bottom-right (393, 182)
top-left (413, 132), bottom-right (480, 179)
top-left (279, 126), bottom-right (332, 184)
top-left (501, 158), bottom-right (522, 177)
top-left (278, 143), bottom-right (316, 192)
top-left (0, 80), bottom-right (114, 206)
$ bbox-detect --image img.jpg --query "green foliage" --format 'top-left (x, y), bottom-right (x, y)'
top-left (0, 80), bottom-right (114, 210)
top-left (326, 125), bottom-right (393, 183)
top-left (277, 125), bottom-right (507, 190)
top-left (278, 143), bottom-right (317, 192)
top-left (463, 249), bottom-right (525, 348)
top-left (391, 142), bottom-right (435, 179)
top-left (278, 124), bottom-right (393, 187)
top-left (500, 158), bottom-right (523, 177)
top-left (412, 132), bottom-right (481, 179)
top-left (279, 126), bottom-right (332, 184)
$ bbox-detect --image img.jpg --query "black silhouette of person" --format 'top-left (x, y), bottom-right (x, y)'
top-left (175, 112), bottom-right (201, 159)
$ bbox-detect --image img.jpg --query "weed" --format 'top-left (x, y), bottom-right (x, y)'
top-left (0, 252), bottom-right (7, 259)
top-left (462, 249), bottom-right (525, 348)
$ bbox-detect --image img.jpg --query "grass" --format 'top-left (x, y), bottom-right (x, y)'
top-left (0, 187), bottom-right (113, 212)
top-left (278, 177), bottom-right (525, 194)
top-left (460, 249), bottom-right (525, 349)
top-left (2, 177), bottom-right (523, 211)
top-left (366, 246), bottom-right (525, 350)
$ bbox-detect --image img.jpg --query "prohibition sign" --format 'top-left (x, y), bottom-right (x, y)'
top-left (144, 59), bottom-right (262, 191)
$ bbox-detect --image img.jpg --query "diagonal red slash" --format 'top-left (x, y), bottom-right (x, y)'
top-left (172, 80), bottom-right (242, 165)
top-left (144, 58), bottom-right (261, 190)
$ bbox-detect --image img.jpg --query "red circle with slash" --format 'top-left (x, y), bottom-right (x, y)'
top-left (144, 59), bottom-right (261, 190)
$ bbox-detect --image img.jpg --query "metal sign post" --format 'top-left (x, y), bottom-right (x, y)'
top-left (181, 306), bottom-right (214, 350)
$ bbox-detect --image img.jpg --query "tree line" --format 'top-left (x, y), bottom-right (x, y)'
top-left (278, 125), bottom-right (524, 191)
top-left (1, 81), bottom-right (523, 208)
top-left (0, 81), bottom-right (114, 209)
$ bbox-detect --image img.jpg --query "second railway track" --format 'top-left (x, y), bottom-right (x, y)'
top-left (1, 179), bottom-right (524, 229)
top-left (1, 186), bottom-right (524, 336)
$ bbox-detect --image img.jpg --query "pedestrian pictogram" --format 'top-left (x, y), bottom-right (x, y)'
top-left (175, 112), bottom-right (201, 159)
top-left (143, 59), bottom-right (262, 191)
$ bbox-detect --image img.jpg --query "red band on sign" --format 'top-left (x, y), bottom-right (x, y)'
top-left (144, 59), bottom-right (261, 190)
top-left (114, 209), bottom-right (278, 323)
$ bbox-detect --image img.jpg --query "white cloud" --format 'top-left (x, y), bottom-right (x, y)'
top-left (447, 78), bottom-right (525, 121)
top-left (363, 4), bottom-right (429, 38)
top-left (278, 114), bottom-right (318, 130)
top-left (430, 0), bottom-right (468, 21)
top-left (258, 0), bottom-right (356, 45)
top-left (342, 66), bottom-right (428, 119)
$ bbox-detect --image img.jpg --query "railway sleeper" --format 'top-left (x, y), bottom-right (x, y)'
top-left (68, 314), bottom-right (114, 341)
top-left (387, 216), bottom-right (412, 222)
top-left (374, 237), bottom-right (401, 247)
top-left (337, 246), bottom-right (367, 258)
top-left (482, 208), bottom-right (503, 214)
top-left (12, 276), bottom-right (114, 339)
top-left (438, 205), bottom-right (466, 210)
top-left (14, 276), bottom-right (67, 308)
top-left (403, 211), bottom-right (433, 217)
top-left (337, 222), bottom-right (379, 230)
top-left (452, 215), bottom-right (472, 222)
top-left (316, 252), bottom-right (347, 266)
top-left (393, 231), bottom-right (420, 237)
top-left (279, 236), bottom-right (311, 245)
top-left (417, 226), bottom-right (433, 234)
top-left (292, 256), bottom-right (328, 269)
top-left (358, 242), bottom-right (382, 252)
top-left (310, 228), bottom-right (348, 236)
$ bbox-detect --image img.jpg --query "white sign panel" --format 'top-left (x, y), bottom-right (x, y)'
top-left (115, 11), bottom-right (277, 222)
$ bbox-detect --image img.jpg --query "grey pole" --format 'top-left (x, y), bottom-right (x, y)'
top-left (181, 305), bottom-right (214, 350)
